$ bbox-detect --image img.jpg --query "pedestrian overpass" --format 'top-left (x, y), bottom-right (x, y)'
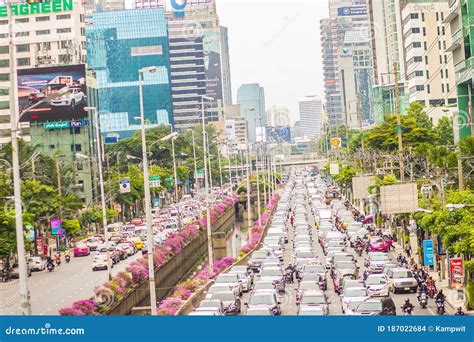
top-left (276, 157), bottom-right (328, 167)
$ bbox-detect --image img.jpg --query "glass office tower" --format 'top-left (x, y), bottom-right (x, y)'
top-left (86, 8), bottom-right (173, 140)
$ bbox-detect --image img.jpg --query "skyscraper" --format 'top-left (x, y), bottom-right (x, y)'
top-left (299, 96), bottom-right (323, 140)
top-left (236, 83), bottom-right (266, 145)
top-left (220, 26), bottom-right (233, 106)
top-left (320, 0), bottom-right (370, 126)
top-left (86, 8), bottom-right (173, 140)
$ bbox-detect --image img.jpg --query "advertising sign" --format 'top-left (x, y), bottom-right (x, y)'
top-left (450, 258), bottom-right (463, 289)
top-left (266, 126), bottom-right (291, 143)
top-left (352, 175), bottom-right (375, 200)
top-left (44, 119), bottom-right (89, 130)
top-left (380, 183), bottom-right (419, 215)
top-left (25, 224), bottom-right (35, 242)
top-left (331, 137), bottom-right (341, 150)
top-left (256, 127), bottom-right (266, 143)
top-left (50, 219), bottom-right (63, 236)
top-left (149, 176), bottom-right (161, 188)
top-left (0, 0), bottom-right (73, 17)
top-left (225, 119), bottom-right (236, 141)
top-left (195, 170), bottom-right (205, 179)
top-left (337, 6), bottom-right (367, 17)
top-left (36, 237), bottom-right (43, 255)
top-left (423, 240), bottom-right (434, 266)
top-left (17, 64), bottom-right (87, 123)
top-left (119, 179), bottom-right (131, 193)
top-left (329, 163), bottom-right (340, 175)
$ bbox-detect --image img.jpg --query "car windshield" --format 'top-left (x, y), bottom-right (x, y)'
top-left (261, 269), bottom-right (282, 277)
top-left (200, 301), bottom-right (220, 308)
top-left (370, 254), bottom-right (389, 261)
top-left (336, 261), bottom-right (355, 269)
top-left (299, 281), bottom-right (319, 290)
top-left (366, 276), bottom-right (387, 285)
top-left (216, 275), bottom-right (237, 283)
top-left (393, 270), bottom-right (413, 278)
top-left (298, 251), bottom-right (314, 258)
top-left (208, 285), bottom-right (229, 294)
top-left (356, 302), bottom-right (382, 312)
top-left (345, 289), bottom-right (367, 297)
top-left (252, 251), bottom-right (268, 259)
top-left (305, 265), bottom-right (324, 273)
top-left (249, 294), bottom-right (275, 305)
top-left (254, 282), bottom-right (274, 291)
top-left (301, 294), bottom-right (325, 304)
top-left (212, 292), bottom-right (235, 301)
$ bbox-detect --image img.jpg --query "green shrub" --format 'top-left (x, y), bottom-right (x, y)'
top-left (466, 281), bottom-right (474, 310)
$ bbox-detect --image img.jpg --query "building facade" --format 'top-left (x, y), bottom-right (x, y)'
top-left (298, 96), bottom-right (323, 140)
top-left (0, 0), bottom-right (86, 146)
top-left (339, 30), bottom-right (374, 127)
top-left (367, 0), bottom-right (409, 123)
top-left (445, 0), bottom-right (474, 140)
top-left (266, 105), bottom-right (292, 128)
top-left (86, 8), bottom-right (173, 140)
top-left (236, 83), bottom-right (266, 145)
top-left (402, 1), bottom-right (457, 125)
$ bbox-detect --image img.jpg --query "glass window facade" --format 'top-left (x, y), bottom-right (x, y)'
top-left (86, 8), bottom-right (173, 140)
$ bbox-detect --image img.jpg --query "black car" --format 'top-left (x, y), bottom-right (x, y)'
top-left (352, 298), bottom-right (396, 316)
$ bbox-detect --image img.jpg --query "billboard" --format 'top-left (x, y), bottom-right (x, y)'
top-left (266, 126), bottom-right (291, 143)
top-left (352, 175), bottom-right (375, 200)
top-left (225, 119), bottom-right (236, 141)
top-left (337, 6), bottom-right (367, 17)
top-left (450, 258), bottom-right (464, 289)
top-left (50, 219), bottom-right (63, 236)
top-left (330, 163), bottom-right (339, 175)
top-left (17, 64), bottom-right (87, 123)
top-left (203, 27), bottom-right (223, 103)
top-left (380, 183), bottom-right (419, 215)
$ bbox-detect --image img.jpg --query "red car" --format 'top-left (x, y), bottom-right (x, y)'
top-left (367, 237), bottom-right (392, 252)
top-left (74, 243), bottom-right (90, 257)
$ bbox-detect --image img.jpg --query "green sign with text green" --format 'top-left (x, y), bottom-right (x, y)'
top-left (0, 0), bottom-right (73, 17)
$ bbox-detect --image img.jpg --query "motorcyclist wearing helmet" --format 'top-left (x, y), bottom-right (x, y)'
top-left (435, 290), bottom-right (446, 302)
top-left (401, 299), bottom-right (414, 314)
top-left (455, 307), bottom-right (466, 316)
top-left (417, 282), bottom-right (428, 301)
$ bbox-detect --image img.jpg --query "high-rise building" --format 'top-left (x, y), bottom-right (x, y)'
top-left (0, 0), bottom-right (86, 146)
top-left (98, 0), bottom-right (125, 11)
top-left (402, 1), bottom-right (457, 125)
top-left (299, 96), bottom-right (323, 140)
top-left (320, 0), bottom-right (370, 126)
top-left (444, 0), bottom-right (473, 140)
top-left (220, 26), bottom-right (233, 106)
top-left (224, 104), bottom-right (247, 146)
top-left (236, 83), bottom-right (266, 145)
top-left (339, 30), bottom-right (373, 127)
top-left (266, 106), bottom-right (292, 127)
top-left (367, 0), bottom-right (409, 123)
top-left (86, 8), bottom-right (173, 140)
top-left (131, 0), bottom-right (230, 130)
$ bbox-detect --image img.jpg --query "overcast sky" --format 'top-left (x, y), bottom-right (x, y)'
top-left (217, 0), bottom-right (328, 123)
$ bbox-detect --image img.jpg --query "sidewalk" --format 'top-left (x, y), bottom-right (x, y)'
top-left (393, 235), bottom-right (472, 314)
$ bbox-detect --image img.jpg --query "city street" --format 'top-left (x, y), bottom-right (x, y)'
top-left (0, 252), bottom-right (141, 315)
top-left (214, 174), bottom-right (454, 316)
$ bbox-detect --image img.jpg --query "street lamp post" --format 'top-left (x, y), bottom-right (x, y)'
top-left (201, 95), bottom-right (214, 268)
top-left (246, 145), bottom-right (252, 243)
top-left (85, 107), bottom-right (112, 281)
top-left (217, 142), bottom-right (223, 190)
top-left (226, 141), bottom-right (234, 191)
top-left (171, 136), bottom-right (179, 203)
top-left (190, 130), bottom-right (198, 190)
top-left (255, 144), bottom-right (262, 227)
top-left (138, 66), bottom-right (158, 315)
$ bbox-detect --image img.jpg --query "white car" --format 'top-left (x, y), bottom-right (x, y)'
top-left (27, 256), bottom-right (46, 271)
top-left (340, 287), bottom-right (369, 313)
top-left (365, 274), bottom-right (390, 297)
top-left (50, 87), bottom-right (85, 109)
top-left (92, 254), bottom-right (109, 271)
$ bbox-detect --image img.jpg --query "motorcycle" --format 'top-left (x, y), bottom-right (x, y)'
top-left (401, 305), bottom-right (414, 315)
top-left (418, 292), bottom-right (428, 309)
top-left (355, 245), bottom-right (364, 257)
top-left (427, 284), bottom-right (436, 298)
top-left (284, 269), bottom-right (294, 284)
top-left (47, 262), bottom-right (54, 272)
top-left (1, 270), bottom-right (11, 282)
top-left (436, 299), bottom-right (445, 315)
top-left (318, 279), bottom-right (327, 291)
top-left (65, 255), bottom-right (71, 263)
top-left (273, 279), bottom-right (286, 294)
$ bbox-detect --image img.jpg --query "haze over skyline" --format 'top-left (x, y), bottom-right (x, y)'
top-left (217, 0), bottom-right (328, 123)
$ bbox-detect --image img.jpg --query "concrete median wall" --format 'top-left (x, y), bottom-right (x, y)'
top-left (105, 206), bottom-right (236, 316)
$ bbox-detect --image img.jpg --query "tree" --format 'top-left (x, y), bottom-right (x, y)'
top-left (364, 116), bottom-right (437, 151)
top-left (62, 219), bottom-right (82, 237)
top-left (406, 102), bottom-right (433, 130)
top-left (434, 116), bottom-right (454, 146)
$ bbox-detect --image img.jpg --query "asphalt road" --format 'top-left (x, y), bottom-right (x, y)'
top-left (0, 252), bottom-right (141, 315)
top-left (238, 187), bottom-right (453, 316)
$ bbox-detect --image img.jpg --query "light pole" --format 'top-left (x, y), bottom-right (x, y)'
top-left (255, 143), bottom-right (262, 227)
top-left (217, 142), bottom-right (223, 190)
top-left (226, 141), bottom-right (233, 191)
top-left (246, 144), bottom-right (253, 243)
top-left (189, 129), bottom-right (198, 190)
top-left (138, 66), bottom-right (158, 315)
top-left (255, 115), bottom-right (267, 207)
top-left (201, 95), bottom-right (214, 268)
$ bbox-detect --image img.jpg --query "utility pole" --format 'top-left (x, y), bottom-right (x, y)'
top-left (394, 62), bottom-right (405, 182)
top-left (457, 156), bottom-right (464, 191)
top-left (357, 95), bottom-right (364, 150)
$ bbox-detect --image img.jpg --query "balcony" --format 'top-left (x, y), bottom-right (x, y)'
top-left (443, 0), bottom-right (459, 24)
top-left (446, 28), bottom-right (463, 52)
top-left (455, 57), bottom-right (474, 83)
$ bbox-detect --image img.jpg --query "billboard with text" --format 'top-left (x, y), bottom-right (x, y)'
top-left (380, 183), bottom-right (419, 214)
top-left (17, 64), bottom-right (87, 123)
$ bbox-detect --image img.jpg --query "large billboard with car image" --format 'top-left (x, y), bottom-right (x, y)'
top-left (17, 64), bottom-right (87, 122)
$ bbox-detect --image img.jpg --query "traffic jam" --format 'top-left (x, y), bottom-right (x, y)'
top-left (190, 168), bottom-right (455, 316)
